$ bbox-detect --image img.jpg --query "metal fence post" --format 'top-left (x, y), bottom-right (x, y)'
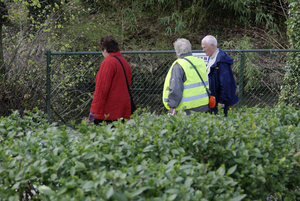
top-left (46, 50), bottom-right (51, 123)
top-left (238, 51), bottom-right (245, 108)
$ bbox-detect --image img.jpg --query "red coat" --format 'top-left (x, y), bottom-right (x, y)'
top-left (90, 52), bottom-right (132, 120)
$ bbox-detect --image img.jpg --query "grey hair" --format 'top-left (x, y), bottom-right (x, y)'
top-left (173, 38), bottom-right (192, 56)
top-left (202, 35), bottom-right (218, 47)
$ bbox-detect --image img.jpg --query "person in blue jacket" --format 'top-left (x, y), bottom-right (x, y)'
top-left (201, 35), bottom-right (239, 116)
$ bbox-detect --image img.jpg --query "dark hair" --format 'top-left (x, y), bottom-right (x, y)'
top-left (99, 35), bottom-right (120, 53)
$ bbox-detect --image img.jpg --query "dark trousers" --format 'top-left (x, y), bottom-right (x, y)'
top-left (210, 106), bottom-right (229, 117)
top-left (93, 118), bottom-right (125, 126)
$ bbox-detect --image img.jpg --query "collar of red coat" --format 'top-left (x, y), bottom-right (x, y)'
top-left (107, 51), bottom-right (122, 58)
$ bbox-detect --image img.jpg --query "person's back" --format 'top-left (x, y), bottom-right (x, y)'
top-left (163, 38), bottom-right (209, 115)
top-left (208, 49), bottom-right (238, 106)
top-left (92, 53), bottom-right (132, 120)
top-left (201, 35), bottom-right (238, 116)
top-left (90, 35), bottom-right (132, 125)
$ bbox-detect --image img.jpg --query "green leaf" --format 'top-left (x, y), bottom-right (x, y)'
top-left (85, 152), bottom-right (97, 159)
top-left (53, 147), bottom-right (60, 156)
top-left (279, 157), bottom-right (286, 163)
top-left (0, 167), bottom-right (6, 173)
top-left (171, 149), bottom-right (180, 155)
top-left (227, 165), bottom-right (237, 175)
top-left (217, 165), bottom-right (225, 176)
top-left (106, 186), bottom-right (114, 199)
top-left (70, 167), bottom-right (75, 176)
top-left (57, 187), bottom-right (67, 196)
top-left (66, 181), bottom-right (77, 189)
top-left (166, 159), bottom-right (178, 169)
top-left (104, 154), bottom-right (114, 160)
top-left (229, 194), bottom-right (247, 201)
top-left (253, 153), bottom-right (264, 158)
top-left (14, 170), bottom-right (24, 181)
top-left (75, 161), bottom-right (86, 171)
top-left (90, 133), bottom-right (96, 140)
top-left (166, 189), bottom-right (180, 194)
top-left (143, 145), bottom-right (156, 152)
top-left (130, 187), bottom-right (153, 198)
top-left (82, 181), bottom-right (94, 192)
top-left (179, 164), bottom-right (193, 170)
top-left (159, 129), bottom-right (168, 135)
top-left (8, 195), bottom-right (19, 201)
top-left (51, 174), bottom-right (57, 181)
top-left (40, 166), bottom-right (49, 174)
top-left (180, 156), bottom-right (194, 162)
top-left (38, 185), bottom-right (56, 196)
top-left (0, 128), bottom-right (6, 134)
top-left (165, 172), bottom-right (172, 180)
top-left (113, 192), bottom-right (128, 201)
top-left (175, 176), bottom-right (184, 182)
top-left (58, 158), bottom-right (67, 168)
top-left (184, 177), bottom-right (193, 187)
top-left (11, 182), bottom-right (20, 190)
top-left (234, 158), bottom-right (243, 164)
top-left (168, 194), bottom-right (177, 200)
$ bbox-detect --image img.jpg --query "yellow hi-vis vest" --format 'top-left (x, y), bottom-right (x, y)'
top-left (163, 56), bottom-right (209, 110)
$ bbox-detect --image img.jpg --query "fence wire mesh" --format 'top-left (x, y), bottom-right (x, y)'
top-left (47, 50), bottom-right (296, 123)
top-left (227, 50), bottom-right (287, 109)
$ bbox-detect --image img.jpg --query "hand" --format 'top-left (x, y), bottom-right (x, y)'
top-left (169, 108), bottom-right (177, 116)
top-left (88, 112), bottom-right (96, 124)
top-left (219, 103), bottom-right (225, 108)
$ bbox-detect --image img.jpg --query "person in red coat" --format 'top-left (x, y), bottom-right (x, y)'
top-left (89, 35), bottom-right (132, 125)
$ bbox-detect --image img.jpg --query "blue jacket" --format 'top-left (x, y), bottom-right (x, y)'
top-left (208, 49), bottom-right (239, 107)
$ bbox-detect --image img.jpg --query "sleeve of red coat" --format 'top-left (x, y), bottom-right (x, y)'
top-left (90, 60), bottom-right (114, 114)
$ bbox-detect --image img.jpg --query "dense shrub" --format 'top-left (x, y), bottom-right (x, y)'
top-left (0, 106), bottom-right (300, 200)
top-left (279, 2), bottom-right (300, 109)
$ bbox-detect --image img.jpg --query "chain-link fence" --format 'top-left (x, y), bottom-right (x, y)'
top-left (46, 49), bottom-right (300, 123)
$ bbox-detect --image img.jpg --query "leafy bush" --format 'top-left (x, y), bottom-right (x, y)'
top-left (1, 0), bottom-right (95, 118)
top-left (0, 106), bottom-right (300, 200)
top-left (222, 36), bottom-right (263, 90)
top-left (279, 2), bottom-right (300, 109)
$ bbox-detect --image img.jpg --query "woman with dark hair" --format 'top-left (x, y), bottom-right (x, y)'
top-left (89, 35), bottom-right (132, 125)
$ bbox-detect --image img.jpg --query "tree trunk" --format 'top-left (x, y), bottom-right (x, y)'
top-left (0, 22), bottom-right (4, 78)
top-left (0, 2), bottom-right (8, 82)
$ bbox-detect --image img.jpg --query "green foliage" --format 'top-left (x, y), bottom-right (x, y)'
top-left (74, 0), bottom-right (286, 37)
top-left (1, 106), bottom-right (300, 200)
top-left (159, 12), bottom-right (185, 35)
top-left (0, 0), bottom-right (101, 117)
top-left (222, 36), bottom-right (263, 90)
top-left (279, 2), bottom-right (300, 108)
top-left (49, 54), bottom-right (102, 123)
top-left (217, 0), bottom-right (284, 28)
top-left (0, 0), bottom-right (289, 119)
top-left (48, 52), bottom-right (176, 123)
top-left (124, 2), bottom-right (143, 33)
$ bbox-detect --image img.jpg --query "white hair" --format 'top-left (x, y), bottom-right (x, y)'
top-left (202, 35), bottom-right (218, 47)
top-left (173, 38), bottom-right (192, 56)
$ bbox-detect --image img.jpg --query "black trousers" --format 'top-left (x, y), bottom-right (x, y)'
top-left (210, 106), bottom-right (229, 117)
top-left (93, 118), bottom-right (125, 126)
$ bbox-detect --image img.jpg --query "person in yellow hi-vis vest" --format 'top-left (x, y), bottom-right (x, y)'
top-left (163, 38), bottom-right (209, 116)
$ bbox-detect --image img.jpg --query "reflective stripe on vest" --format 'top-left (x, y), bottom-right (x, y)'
top-left (167, 81), bottom-right (209, 90)
top-left (164, 92), bottom-right (208, 103)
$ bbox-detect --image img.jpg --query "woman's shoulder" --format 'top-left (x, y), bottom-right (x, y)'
top-left (102, 56), bottom-right (118, 65)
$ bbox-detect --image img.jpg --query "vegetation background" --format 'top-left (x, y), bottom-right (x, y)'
top-left (1, 1), bottom-right (300, 200)
top-left (0, 0), bottom-right (296, 117)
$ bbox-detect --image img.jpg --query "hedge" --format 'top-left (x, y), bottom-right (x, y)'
top-left (0, 106), bottom-right (300, 200)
